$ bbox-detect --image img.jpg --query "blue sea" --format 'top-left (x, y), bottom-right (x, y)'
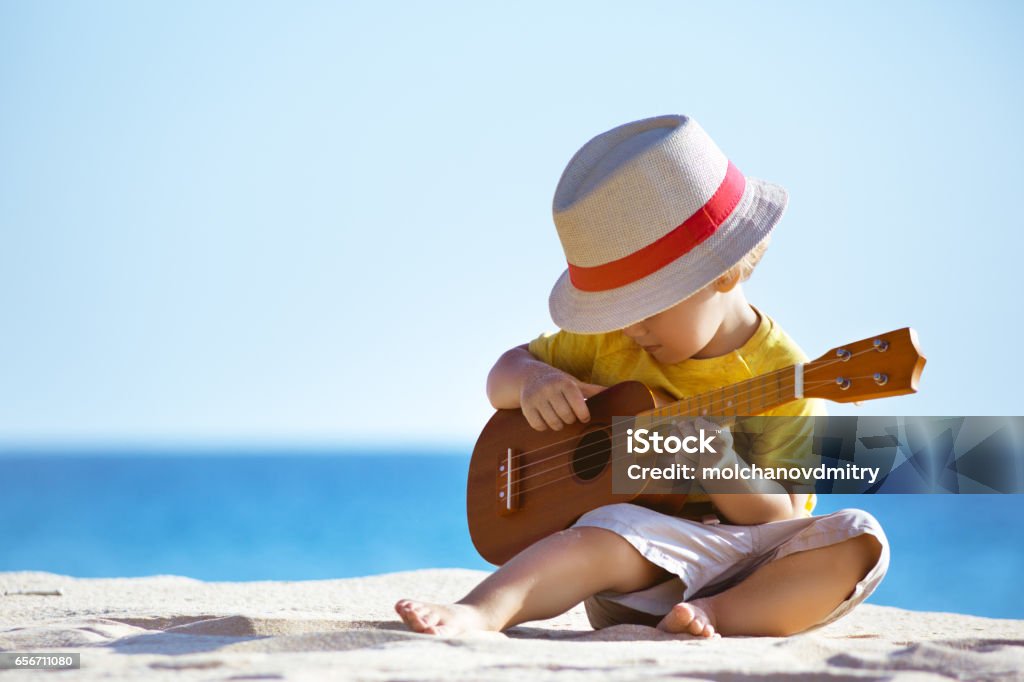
top-left (1, 450), bottom-right (1022, 619)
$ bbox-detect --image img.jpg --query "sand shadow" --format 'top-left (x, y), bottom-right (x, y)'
top-left (505, 622), bottom-right (711, 642)
top-left (104, 630), bottom-right (268, 656)
top-left (96, 613), bottom-right (764, 654)
top-left (668, 674), bottom-right (888, 682)
top-left (101, 616), bottom-right (446, 655)
top-left (828, 638), bottom-right (1024, 677)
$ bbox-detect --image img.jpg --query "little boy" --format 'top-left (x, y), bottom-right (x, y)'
top-left (396, 114), bottom-right (888, 638)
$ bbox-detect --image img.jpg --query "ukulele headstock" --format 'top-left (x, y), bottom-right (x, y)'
top-left (803, 327), bottom-right (926, 403)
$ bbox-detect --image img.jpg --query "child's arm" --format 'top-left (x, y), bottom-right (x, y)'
top-left (674, 418), bottom-right (811, 524)
top-left (486, 343), bottom-right (606, 431)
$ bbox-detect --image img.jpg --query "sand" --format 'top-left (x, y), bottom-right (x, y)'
top-left (1, 568), bottom-right (1022, 681)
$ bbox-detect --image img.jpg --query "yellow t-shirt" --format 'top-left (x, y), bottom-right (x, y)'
top-left (526, 304), bottom-right (827, 516)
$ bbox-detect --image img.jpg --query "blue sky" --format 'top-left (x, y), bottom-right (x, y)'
top-left (1, 1), bottom-right (1022, 450)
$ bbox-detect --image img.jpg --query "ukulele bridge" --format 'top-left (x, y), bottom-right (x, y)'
top-left (496, 447), bottom-right (522, 516)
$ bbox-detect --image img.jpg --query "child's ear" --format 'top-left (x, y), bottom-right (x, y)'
top-left (712, 268), bottom-right (741, 293)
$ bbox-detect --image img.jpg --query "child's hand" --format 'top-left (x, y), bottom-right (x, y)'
top-left (670, 417), bottom-right (736, 476)
top-left (520, 365), bottom-right (606, 431)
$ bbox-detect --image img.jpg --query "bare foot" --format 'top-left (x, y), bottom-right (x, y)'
top-left (394, 599), bottom-right (493, 636)
top-left (655, 598), bottom-right (719, 638)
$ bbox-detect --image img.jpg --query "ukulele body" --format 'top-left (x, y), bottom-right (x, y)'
top-left (466, 380), bottom-right (688, 565)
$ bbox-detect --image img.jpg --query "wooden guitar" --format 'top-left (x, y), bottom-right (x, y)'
top-left (467, 327), bottom-right (926, 564)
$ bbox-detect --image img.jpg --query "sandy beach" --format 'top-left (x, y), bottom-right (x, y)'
top-left (1, 567), bottom-right (1022, 681)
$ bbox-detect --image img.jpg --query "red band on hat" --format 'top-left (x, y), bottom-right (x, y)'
top-left (567, 160), bottom-right (746, 292)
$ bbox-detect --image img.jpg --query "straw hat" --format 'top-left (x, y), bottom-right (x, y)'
top-left (548, 114), bottom-right (788, 333)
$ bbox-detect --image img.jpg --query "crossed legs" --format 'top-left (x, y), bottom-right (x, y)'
top-left (395, 524), bottom-right (882, 637)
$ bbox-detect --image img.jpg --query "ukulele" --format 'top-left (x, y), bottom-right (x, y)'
top-left (467, 327), bottom-right (926, 564)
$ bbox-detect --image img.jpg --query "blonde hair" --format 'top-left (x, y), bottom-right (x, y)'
top-left (713, 234), bottom-right (771, 290)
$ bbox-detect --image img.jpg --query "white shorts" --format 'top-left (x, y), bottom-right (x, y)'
top-left (571, 503), bottom-right (890, 631)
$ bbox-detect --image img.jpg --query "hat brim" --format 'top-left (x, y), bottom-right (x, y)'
top-left (548, 176), bottom-right (788, 334)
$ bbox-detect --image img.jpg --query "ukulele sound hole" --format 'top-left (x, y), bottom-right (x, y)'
top-left (572, 429), bottom-right (611, 481)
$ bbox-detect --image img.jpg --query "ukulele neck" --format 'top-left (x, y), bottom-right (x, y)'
top-left (635, 363), bottom-right (803, 427)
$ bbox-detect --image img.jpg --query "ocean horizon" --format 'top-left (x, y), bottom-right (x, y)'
top-left (1, 449), bottom-right (1022, 619)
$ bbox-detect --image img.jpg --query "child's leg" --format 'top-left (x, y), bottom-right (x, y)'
top-left (396, 526), bottom-right (674, 635)
top-left (658, 533), bottom-right (883, 637)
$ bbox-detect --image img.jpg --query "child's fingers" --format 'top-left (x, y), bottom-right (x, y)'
top-left (550, 394), bottom-right (581, 426)
top-left (672, 418), bottom-right (697, 439)
top-left (520, 373), bottom-right (605, 431)
top-left (694, 416), bottom-right (733, 448)
top-left (522, 405), bottom-right (550, 431)
top-left (535, 400), bottom-right (566, 431)
top-left (694, 416), bottom-right (721, 431)
top-left (576, 382), bottom-right (606, 398)
top-left (562, 387), bottom-right (592, 424)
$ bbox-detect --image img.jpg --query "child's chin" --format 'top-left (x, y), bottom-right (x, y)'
top-left (652, 348), bottom-right (679, 363)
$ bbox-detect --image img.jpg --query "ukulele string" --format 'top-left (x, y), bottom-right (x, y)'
top-left (506, 364), bottom-right (870, 490)
top-left (502, 344), bottom-right (882, 482)
top-left (508, 374), bottom-right (869, 498)
top-left (503, 344), bottom-right (878, 474)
